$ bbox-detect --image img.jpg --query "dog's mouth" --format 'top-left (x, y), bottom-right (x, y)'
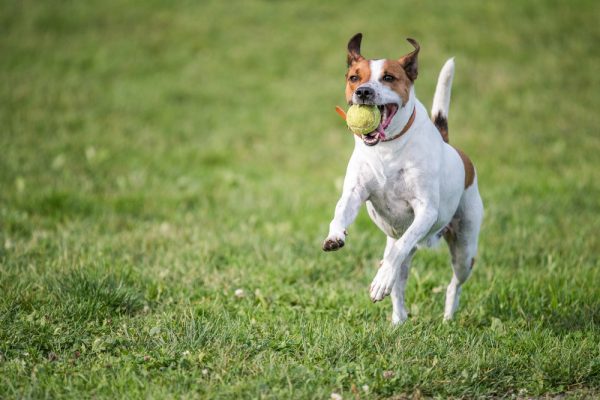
top-left (362, 103), bottom-right (399, 146)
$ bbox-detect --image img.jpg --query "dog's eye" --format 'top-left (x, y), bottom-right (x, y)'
top-left (349, 75), bottom-right (359, 83)
top-left (383, 74), bottom-right (395, 82)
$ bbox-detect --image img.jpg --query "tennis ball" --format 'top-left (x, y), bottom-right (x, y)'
top-left (346, 105), bottom-right (381, 135)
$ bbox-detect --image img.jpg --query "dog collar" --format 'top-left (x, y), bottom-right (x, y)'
top-left (380, 106), bottom-right (416, 142)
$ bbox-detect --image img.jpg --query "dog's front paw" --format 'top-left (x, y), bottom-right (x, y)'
top-left (322, 233), bottom-right (345, 252)
top-left (369, 261), bottom-right (396, 302)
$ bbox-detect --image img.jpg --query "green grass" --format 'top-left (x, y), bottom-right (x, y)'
top-left (1, 0), bottom-right (600, 398)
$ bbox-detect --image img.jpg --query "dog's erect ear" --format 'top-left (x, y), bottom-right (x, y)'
top-left (347, 33), bottom-right (364, 66)
top-left (399, 38), bottom-right (420, 81)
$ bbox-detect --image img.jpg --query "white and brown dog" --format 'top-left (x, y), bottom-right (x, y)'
top-left (323, 33), bottom-right (483, 324)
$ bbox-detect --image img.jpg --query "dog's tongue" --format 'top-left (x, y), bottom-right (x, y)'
top-left (376, 124), bottom-right (385, 139)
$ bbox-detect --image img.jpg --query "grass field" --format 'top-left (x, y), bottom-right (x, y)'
top-left (1, 0), bottom-right (600, 398)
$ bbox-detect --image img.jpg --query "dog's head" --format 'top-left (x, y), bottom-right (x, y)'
top-left (345, 33), bottom-right (419, 146)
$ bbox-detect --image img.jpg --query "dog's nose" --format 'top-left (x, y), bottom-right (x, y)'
top-left (355, 86), bottom-right (375, 101)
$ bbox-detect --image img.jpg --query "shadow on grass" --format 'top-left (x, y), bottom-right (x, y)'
top-left (51, 270), bottom-right (145, 321)
top-left (538, 304), bottom-right (600, 334)
top-left (481, 287), bottom-right (600, 335)
top-left (0, 269), bottom-right (146, 356)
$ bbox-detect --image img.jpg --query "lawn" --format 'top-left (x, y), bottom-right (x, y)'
top-left (1, 0), bottom-right (599, 398)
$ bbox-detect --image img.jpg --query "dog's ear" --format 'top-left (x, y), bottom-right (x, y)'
top-left (399, 38), bottom-right (420, 81)
top-left (347, 33), bottom-right (364, 66)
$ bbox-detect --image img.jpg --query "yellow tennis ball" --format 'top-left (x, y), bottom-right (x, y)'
top-left (346, 105), bottom-right (381, 135)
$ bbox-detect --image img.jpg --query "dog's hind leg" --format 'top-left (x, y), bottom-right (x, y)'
top-left (443, 183), bottom-right (483, 321)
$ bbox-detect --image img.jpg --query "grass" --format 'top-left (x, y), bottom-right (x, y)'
top-left (1, 0), bottom-right (599, 398)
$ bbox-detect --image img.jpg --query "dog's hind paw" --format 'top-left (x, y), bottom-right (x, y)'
top-left (392, 308), bottom-right (408, 325)
top-left (322, 236), bottom-right (345, 251)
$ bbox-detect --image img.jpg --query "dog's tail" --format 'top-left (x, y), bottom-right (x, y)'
top-left (431, 58), bottom-right (455, 143)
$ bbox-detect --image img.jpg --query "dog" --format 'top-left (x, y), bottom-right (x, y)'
top-left (322, 33), bottom-right (483, 324)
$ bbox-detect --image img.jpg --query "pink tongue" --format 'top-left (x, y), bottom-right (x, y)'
top-left (376, 124), bottom-right (385, 139)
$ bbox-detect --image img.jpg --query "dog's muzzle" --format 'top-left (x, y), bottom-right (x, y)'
top-left (360, 104), bottom-right (400, 146)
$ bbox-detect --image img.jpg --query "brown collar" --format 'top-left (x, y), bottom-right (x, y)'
top-left (380, 106), bottom-right (416, 142)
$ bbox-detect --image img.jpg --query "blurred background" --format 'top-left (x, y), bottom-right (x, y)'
top-left (1, 0), bottom-right (599, 397)
top-left (1, 0), bottom-right (598, 272)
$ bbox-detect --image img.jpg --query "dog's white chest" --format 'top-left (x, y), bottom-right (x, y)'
top-left (365, 167), bottom-right (416, 238)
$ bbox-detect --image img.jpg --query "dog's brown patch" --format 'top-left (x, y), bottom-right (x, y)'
top-left (381, 60), bottom-right (412, 105)
top-left (345, 59), bottom-right (371, 103)
top-left (433, 112), bottom-right (449, 143)
top-left (453, 147), bottom-right (475, 189)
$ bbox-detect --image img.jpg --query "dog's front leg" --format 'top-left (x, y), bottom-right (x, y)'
top-left (322, 183), bottom-right (368, 251)
top-left (322, 159), bottom-right (369, 251)
top-left (369, 205), bottom-right (438, 302)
